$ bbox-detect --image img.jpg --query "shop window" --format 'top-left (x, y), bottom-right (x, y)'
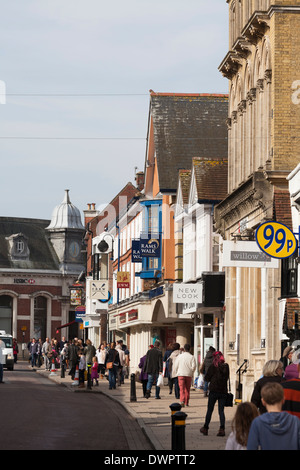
top-left (281, 254), bottom-right (298, 298)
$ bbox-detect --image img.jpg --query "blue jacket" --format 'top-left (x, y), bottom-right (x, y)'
top-left (247, 411), bottom-right (300, 450)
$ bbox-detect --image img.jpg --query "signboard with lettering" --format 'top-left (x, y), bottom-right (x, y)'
top-left (222, 241), bottom-right (279, 268)
top-left (173, 283), bottom-right (203, 304)
top-left (117, 272), bottom-right (130, 288)
top-left (131, 240), bottom-right (142, 262)
top-left (140, 236), bottom-right (160, 258)
top-left (89, 280), bottom-right (109, 300)
top-left (255, 221), bottom-right (297, 259)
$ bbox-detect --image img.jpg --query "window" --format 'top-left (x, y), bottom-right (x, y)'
top-left (139, 201), bottom-right (162, 279)
top-left (281, 254), bottom-right (298, 297)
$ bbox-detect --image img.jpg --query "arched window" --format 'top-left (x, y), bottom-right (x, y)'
top-left (0, 295), bottom-right (13, 334)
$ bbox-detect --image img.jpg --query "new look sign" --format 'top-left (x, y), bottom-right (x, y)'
top-left (173, 283), bottom-right (203, 304)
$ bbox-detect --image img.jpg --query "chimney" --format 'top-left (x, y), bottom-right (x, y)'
top-left (135, 171), bottom-right (144, 191)
top-left (83, 203), bottom-right (99, 225)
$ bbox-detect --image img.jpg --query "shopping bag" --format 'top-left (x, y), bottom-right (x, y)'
top-left (157, 374), bottom-right (164, 387)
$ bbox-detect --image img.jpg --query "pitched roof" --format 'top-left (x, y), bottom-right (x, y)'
top-left (149, 92), bottom-right (228, 193)
top-left (193, 157), bottom-right (228, 203)
top-left (178, 169), bottom-right (192, 205)
top-left (0, 217), bottom-right (59, 270)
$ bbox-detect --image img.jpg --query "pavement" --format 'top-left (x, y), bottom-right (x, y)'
top-left (35, 364), bottom-right (237, 451)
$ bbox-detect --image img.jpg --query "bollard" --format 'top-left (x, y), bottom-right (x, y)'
top-left (173, 411), bottom-right (187, 451)
top-left (61, 361), bottom-right (65, 378)
top-left (87, 363), bottom-right (92, 390)
top-left (130, 373), bottom-right (137, 402)
top-left (169, 403), bottom-right (182, 450)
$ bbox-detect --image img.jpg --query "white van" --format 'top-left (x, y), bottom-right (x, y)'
top-left (0, 331), bottom-right (14, 370)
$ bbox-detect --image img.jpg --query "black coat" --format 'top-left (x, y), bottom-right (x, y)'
top-left (143, 347), bottom-right (163, 375)
top-left (251, 375), bottom-right (284, 414)
top-left (205, 363), bottom-right (229, 394)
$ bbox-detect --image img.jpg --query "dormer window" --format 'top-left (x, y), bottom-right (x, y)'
top-left (6, 233), bottom-right (30, 261)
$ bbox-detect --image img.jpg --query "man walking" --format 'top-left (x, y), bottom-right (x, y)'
top-left (143, 340), bottom-right (163, 399)
top-left (175, 344), bottom-right (196, 407)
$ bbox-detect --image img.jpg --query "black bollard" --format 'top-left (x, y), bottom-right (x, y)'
top-left (169, 403), bottom-right (182, 450)
top-left (87, 363), bottom-right (92, 390)
top-left (130, 373), bottom-right (137, 402)
top-left (61, 361), bottom-right (65, 378)
top-left (173, 411), bottom-right (187, 450)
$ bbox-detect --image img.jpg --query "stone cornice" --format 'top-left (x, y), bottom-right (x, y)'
top-left (214, 172), bottom-right (274, 238)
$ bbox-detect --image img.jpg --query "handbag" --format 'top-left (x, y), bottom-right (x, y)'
top-left (225, 373), bottom-right (233, 407)
top-left (106, 351), bottom-right (117, 370)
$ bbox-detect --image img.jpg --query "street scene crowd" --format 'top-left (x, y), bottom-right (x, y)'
top-left (19, 337), bottom-right (300, 450)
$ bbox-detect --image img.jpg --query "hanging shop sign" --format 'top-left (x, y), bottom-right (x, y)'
top-left (255, 221), bottom-right (297, 259)
top-left (173, 283), bottom-right (203, 304)
top-left (140, 235), bottom-right (160, 257)
top-left (222, 240), bottom-right (279, 268)
top-left (131, 239), bottom-right (142, 262)
top-left (70, 284), bottom-right (84, 306)
top-left (117, 271), bottom-right (130, 288)
top-left (89, 279), bottom-right (109, 300)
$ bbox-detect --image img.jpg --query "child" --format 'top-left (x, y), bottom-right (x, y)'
top-left (78, 352), bottom-right (86, 388)
top-left (225, 402), bottom-right (258, 450)
top-left (91, 356), bottom-right (99, 386)
top-left (247, 382), bottom-right (300, 450)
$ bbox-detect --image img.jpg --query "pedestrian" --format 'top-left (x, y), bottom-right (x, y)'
top-left (78, 351), bottom-right (86, 388)
top-left (138, 350), bottom-right (149, 397)
top-left (60, 343), bottom-right (68, 371)
top-left (282, 350), bottom-right (300, 419)
top-left (67, 339), bottom-right (79, 380)
top-left (116, 341), bottom-right (126, 386)
top-left (49, 339), bottom-right (59, 369)
top-left (29, 338), bottom-right (39, 368)
top-left (84, 339), bottom-right (96, 368)
top-left (0, 338), bottom-right (5, 383)
top-left (247, 382), bottom-right (300, 450)
top-left (42, 337), bottom-right (51, 370)
top-left (37, 338), bottom-right (43, 367)
top-left (163, 343), bottom-right (173, 394)
top-left (143, 340), bottom-right (163, 399)
top-left (225, 402), bottom-right (259, 450)
top-left (280, 345), bottom-right (294, 371)
top-left (284, 349), bottom-right (300, 381)
top-left (91, 356), bottom-right (99, 386)
top-left (251, 360), bottom-right (284, 414)
top-left (175, 344), bottom-right (196, 407)
top-left (200, 351), bottom-right (230, 437)
top-left (200, 346), bottom-right (215, 397)
top-left (168, 343), bottom-right (181, 400)
top-left (105, 342), bottom-right (120, 390)
top-left (13, 338), bottom-right (18, 363)
top-left (96, 343), bottom-right (107, 378)
top-left (123, 344), bottom-right (130, 379)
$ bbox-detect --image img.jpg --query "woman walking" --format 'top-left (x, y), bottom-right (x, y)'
top-left (200, 351), bottom-right (230, 437)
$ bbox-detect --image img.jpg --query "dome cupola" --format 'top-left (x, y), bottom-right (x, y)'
top-left (47, 190), bottom-right (84, 231)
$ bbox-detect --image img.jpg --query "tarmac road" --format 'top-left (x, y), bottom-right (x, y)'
top-left (0, 362), bottom-right (152, 451)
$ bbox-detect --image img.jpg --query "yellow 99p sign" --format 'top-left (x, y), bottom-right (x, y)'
top-left (256, 222), bottom-right (298, 259)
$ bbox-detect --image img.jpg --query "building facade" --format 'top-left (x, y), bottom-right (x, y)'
top-left (0, 190), bottom-right (86, 348)
top-left (215, 1), bottom-right (300, 400)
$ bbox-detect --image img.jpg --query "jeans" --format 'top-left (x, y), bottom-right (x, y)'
top-left (31, 353), bottom-right (37, 367)
top-left (108, 366), bottom-right (117, 389)
top-left (204, 391), bottom-right (227, 429)
top-left (172, 377), bottom-right (180, 399)
top-left (146, 374), bottom-right (160, 398)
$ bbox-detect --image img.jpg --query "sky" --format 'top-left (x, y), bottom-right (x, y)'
top-left (0, 0), bottom-right (229, 221)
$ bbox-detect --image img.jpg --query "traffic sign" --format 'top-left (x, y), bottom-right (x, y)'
top-left (255, 221), bottom-right (297, 259)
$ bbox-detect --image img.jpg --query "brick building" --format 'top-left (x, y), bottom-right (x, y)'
top-left (0, 190), bottom-right (86, 347)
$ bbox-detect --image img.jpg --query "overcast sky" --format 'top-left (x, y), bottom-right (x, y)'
top-left (0, 0), bottom-right (229, 221)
